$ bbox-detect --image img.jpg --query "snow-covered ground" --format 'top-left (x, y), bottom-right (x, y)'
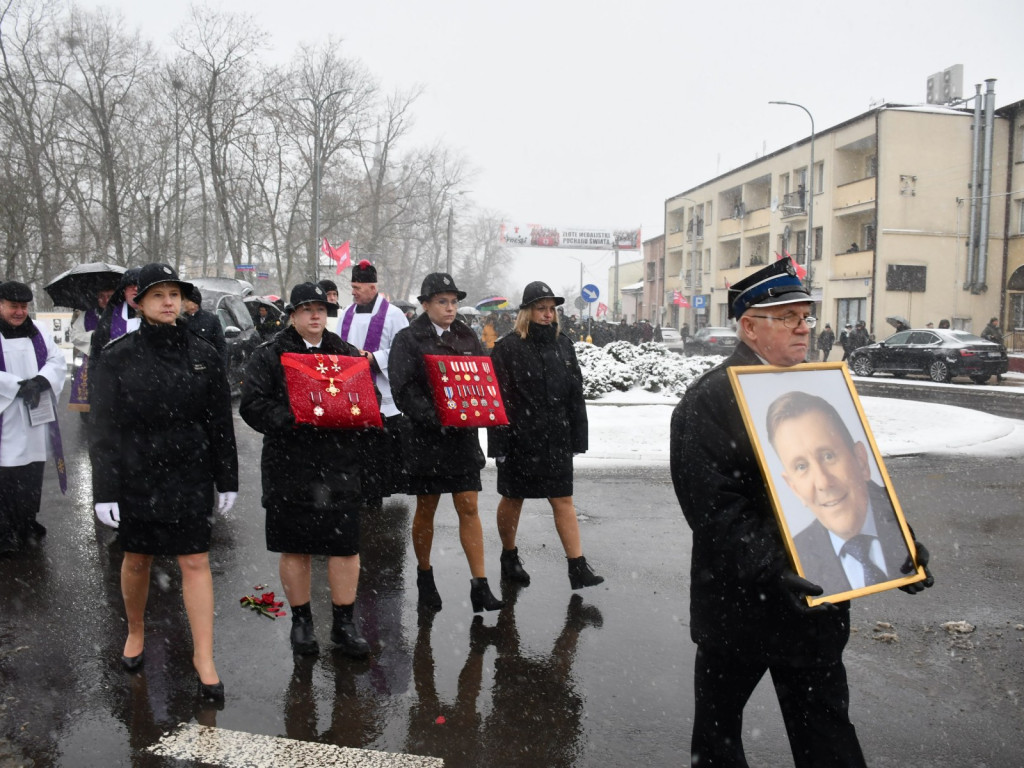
top-left (571, 387), bottom-right (1024, 465)
top-left (554, 341), bottom-right (1024, 464)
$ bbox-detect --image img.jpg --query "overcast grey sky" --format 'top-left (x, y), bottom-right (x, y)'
top-left (94, 0), bottom-right (1024, 302)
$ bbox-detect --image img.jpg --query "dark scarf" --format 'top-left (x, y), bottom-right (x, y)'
top-left (0, 316), bottom-right (37, 340)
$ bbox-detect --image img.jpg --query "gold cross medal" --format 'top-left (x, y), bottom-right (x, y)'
top-left (326, 379), bottom-right (340, 397)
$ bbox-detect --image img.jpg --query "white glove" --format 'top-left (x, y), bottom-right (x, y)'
top-left (95, 502), bottom-right (120, 528)
top-left (217, 491), bottom-right (238, 513)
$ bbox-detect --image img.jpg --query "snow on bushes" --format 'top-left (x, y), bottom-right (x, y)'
top-left (574, 340), bottom-right (721, 399)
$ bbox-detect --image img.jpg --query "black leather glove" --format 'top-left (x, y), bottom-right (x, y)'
top-left (899, 540), bottom-right (935, 594)
top-left (16, 376), bottom-right (49, 409)
top-left (780, 569), bottom-right (837, 614)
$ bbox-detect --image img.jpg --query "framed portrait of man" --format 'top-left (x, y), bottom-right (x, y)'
top-left (728, 362), bottom-right (928, 604)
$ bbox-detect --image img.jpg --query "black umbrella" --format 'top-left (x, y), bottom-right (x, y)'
top-left (392, 299), bottom-right (416, 312)
top-left (45, 262), bottom-right (126, 310)
top-left (885, 315), bottom-right (910, 329)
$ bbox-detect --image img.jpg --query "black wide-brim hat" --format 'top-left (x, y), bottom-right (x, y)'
top-left (417, 272), bottom-right (466, 302)
top-left (285, 282), bottom-right (339, 315)
top-left (519, 280), bottom-right (564, 309)
top-left (0, 280), bottom-right (33, 302)
top-left (727, 257), bottom-right (810, 319)
top-left (135, 263), bottom-right (194, 302)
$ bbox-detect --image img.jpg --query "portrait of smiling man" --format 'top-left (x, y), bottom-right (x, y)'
top-left (766, 390), bottom-right (911, 596)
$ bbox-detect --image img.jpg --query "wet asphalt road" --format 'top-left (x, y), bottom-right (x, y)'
top-left (1, 392), bottom-right (1023, 767)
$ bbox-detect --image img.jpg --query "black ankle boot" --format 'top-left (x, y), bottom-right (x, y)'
top-left (289, 603), bottom-right (319, 656)
top-left (417, 567), bottom-right (442, 611)
top-left (331, 603), bottom-right (370, 659)
top-left (500, 547), bottom-right (531, 585)
top-left (568, 556), bottom-right (605, 590)
top-left (469, 577), bottom-right (504, 613)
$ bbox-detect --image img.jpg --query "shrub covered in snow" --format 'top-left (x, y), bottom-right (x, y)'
top-left (574, 340), bottom-right (721, 399)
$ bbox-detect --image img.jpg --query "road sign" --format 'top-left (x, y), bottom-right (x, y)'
top-left (582, 284), bottom-right (600, 303)
top-left (693, 294), bottom-right (708, 309)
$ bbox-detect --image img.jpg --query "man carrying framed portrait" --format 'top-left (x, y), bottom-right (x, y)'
top-left (670, 258), bottom-right (935, 768)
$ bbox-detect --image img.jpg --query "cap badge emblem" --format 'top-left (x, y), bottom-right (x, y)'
top-left (163, 266), bottom-right (172, 274)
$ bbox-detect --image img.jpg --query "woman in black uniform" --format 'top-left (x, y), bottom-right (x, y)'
top-left (91, 263), bottom-right (238, 703)
top-left (488, 281), bottom-right (603, 590)
top-left (240, 282), bottom-right (373, 659)
top-left (390, 273), bottom-right (503, 613)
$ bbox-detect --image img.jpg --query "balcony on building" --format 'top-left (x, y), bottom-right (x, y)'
top-left (780, 189), bottom-right (807, 218)
top-left (834, 136), bottom-right (877, 211)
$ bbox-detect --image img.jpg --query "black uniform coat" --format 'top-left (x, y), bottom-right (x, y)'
top-left (91, 321), bottom-right (238, 520)
top-left (239, 326), bottom-right (371, 512)
top-left (182, 307), bottom-right (227, 366)
top-left (670, 341), bottom-right (849, 662)
top-left (486, 323), bottom-right (587, 497)
top-left (389, 314), bottom-right (486, 479)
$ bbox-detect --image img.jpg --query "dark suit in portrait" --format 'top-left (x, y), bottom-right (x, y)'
top-left (792, 481), bottom-right (910, 596)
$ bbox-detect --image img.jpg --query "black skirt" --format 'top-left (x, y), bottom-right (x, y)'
top-left (407, 470), bottom-right (482, 497)
top-left (118, 512), bottom-right (213, 556)
top-left (497, 461), bottom-right (573, 499)
top-left (266, 502), bottom-right (362, 557)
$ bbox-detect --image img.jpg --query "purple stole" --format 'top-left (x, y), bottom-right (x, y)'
top-left (340, 298), bottom-right (390, 382)
top-left (0, 332), bottom-right (68, 493)
top-left (69, 309), bottom-right (100, 411)
top-left (110, 302), bottom-right (129, 340)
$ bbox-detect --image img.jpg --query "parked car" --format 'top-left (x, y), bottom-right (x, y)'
top-left (190, 277), bottom-right (260, 395)
top-left (684, 326), bottom-right (739, 357)
top-left (660, 327), bottom-right (685, 354)
top-left (848, 328), bottom-right (1008, 383)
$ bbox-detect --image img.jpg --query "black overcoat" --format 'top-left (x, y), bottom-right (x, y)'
top-left (389, 314), bottom-right (485, 478)
top-left (91, 322), bottom-right (238, 519)
top-left (486, 323), bottom-right (587, 481)
top-left (670, 341), bottom-right (849, 661)
top-left (239, 326), bottom-right (371, 510)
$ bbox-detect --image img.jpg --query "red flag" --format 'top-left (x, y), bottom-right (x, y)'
top-left (673, 289), bottom-right (691, 308)
top-left (596, 302), bottom-right (608, 318)
top-left (777, 251), bottom-right (806, 280)
top-left (322, 238), bottom-right (352, 274)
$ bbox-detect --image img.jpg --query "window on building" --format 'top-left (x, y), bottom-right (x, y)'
top-left (1011, 293), bottom-right (1024, 330)
top-left (704, 248), bottom-right (711, 273)
top-left (866, 155), bottom-right (878, 178)
top-left (659, 256), bottom-right (665, 280)
top-left (780, 173), bottom-right (790, 195)
top-left (813, 227), bottom-right (823, 260)
top-left (1018, 199), bottom-right (1024, 235)
top-left (795, 230), bottom-right (807, 264)
top-left (646, 261), bottom-right (655, 282)
top-left (863, 223), bottom-right (876, 250)
top-left (837, 298), bottom-right (866, 329)
top-left (814, 162), bottom-right (824, 194)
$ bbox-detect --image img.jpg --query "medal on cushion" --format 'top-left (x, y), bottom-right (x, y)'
top-left (329, 355), bottom-right (342, 373)
top-left (309, 391), bottom-right (325, 418)
top-left (452, 359), bottom-right (462, 382)
top-left (444, 386), bottom-right (456, 410)
top-left (482, 361), bottom-right (493, 382)
top-left (438, 360), bottom-right (449, 383)
top-left (469, 361), bottom-right (480, 381)
top-left (314, 353), bottom-right (328, 375)
top-left (326, 378), bottom-right (340, 396)
top-left (348, 392), bottom-right (361, 416)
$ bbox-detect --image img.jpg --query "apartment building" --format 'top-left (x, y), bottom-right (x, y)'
top-left (656, 101), bottom-right (1013, 341)
top-left (1002, 98), bottom-right (1024, 349)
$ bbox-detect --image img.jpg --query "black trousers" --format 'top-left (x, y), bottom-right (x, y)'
top-left (0, 462), bottom-right (45, 552)
top-left (691, 644), bottom-right (866, 768)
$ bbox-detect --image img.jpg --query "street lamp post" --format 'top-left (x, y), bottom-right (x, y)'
top-left (302, 90), bottom-right (344, 282)
top-left (769, 101), bottom-right (815, 294)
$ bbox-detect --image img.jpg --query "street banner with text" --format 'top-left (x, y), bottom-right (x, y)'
top-left (500, 223), bottom-right (640, 251)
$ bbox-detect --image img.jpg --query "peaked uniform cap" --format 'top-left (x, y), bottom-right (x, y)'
top-left (286, 282), bottom-right (338, 315)
top-left (727, 258), bottom-right (810, 319)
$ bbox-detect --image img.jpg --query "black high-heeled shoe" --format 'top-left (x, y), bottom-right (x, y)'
top-left (198, 676), bottom-right (225, 703)
top-left (469, 577), bottom-right (504, 613)
top-left (120, 650), bottom-right (144, 672)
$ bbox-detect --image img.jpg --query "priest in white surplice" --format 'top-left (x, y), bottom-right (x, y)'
top-left (0, 281), bottom-right (68, 554)
top-left (336, 260), bottom-right (410, 506)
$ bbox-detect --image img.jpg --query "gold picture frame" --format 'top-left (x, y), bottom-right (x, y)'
top-left (728, 362), bottom-right (927, 605)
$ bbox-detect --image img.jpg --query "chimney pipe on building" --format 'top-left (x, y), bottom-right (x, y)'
top-left (965, 83), bottom-right (983, 291)
top-left (975, 78), bottom-right (997, 294)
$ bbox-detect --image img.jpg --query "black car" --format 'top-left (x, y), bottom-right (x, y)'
top-left (848, 328), bottom-right (1008, 383)
top-left (190, 277), bottom-right (260, 395)
top-left (684, 326), bottom-right (739, 357)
